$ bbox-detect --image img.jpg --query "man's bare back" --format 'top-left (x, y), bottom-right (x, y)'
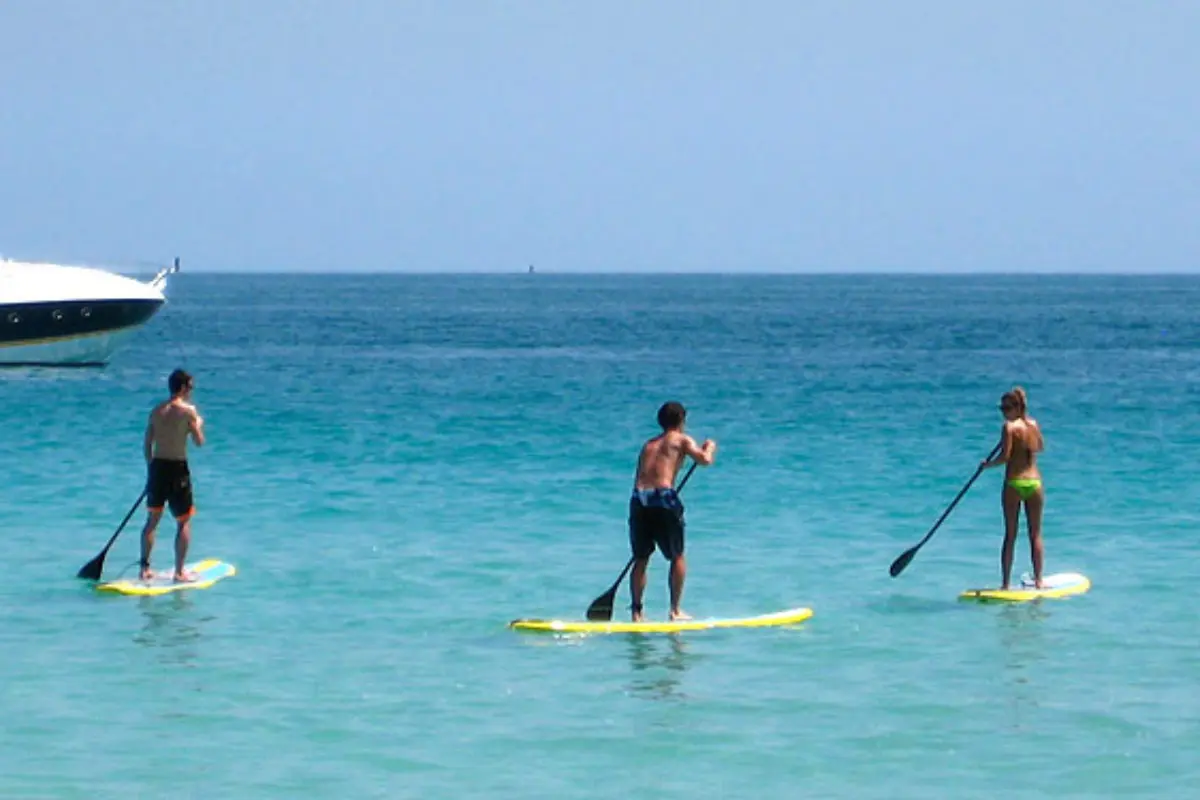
top-left (635, 431), bottom-right (715, 490)
top-left (146, 398), bottom-right (204, 462)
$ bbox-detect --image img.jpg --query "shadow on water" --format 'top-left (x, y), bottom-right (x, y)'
top-left (624, 634), bottom-right (697, 702)
top-left (132, 593), bottom-right (211, 666)
top-left (868, 592), bottom-right (966, 616)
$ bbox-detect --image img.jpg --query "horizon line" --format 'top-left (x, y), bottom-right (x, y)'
top-left (142, 267), bottom-right (1200, 277)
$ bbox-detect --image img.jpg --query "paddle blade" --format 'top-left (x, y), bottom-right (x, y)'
top-left (585, 588), bottom-right (617, 621)
top-left (889, 547), bottom-right (918, 578)
top-left (76, 552), bottom-right (106, 581)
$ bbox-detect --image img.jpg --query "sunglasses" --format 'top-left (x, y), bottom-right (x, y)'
top-left (998, 403), bottom-right (1014, 411)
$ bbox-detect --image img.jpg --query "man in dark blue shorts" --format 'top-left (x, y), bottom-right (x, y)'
top-left (140, 369), bottom-right (205, 581)
top-left (629, 402), bottom-right (717, 621)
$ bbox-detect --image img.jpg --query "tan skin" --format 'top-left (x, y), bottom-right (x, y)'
top-left (140, 383), bottom-right (205, 581)
top-left (630, 427), bottom-right (716, 621)
top-left (980, 399), bottom-right (1044, 589)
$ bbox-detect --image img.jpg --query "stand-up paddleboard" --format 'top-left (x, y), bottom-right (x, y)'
top-left (509, 606), bottom-right (813, 634)
top-left (959, 572), bottom-right (1090, 602)
top-left (96, 559), bottom-right (236, 596)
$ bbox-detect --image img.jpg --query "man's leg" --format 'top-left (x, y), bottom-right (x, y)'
top-left (170, 470), bottom-right (196, 582)
top-left (664, 507), bottom-right (689, 620)
top-left (140, 510), bottom-right (163, 580)
top-left (173, 514), bottom-right (193, 581)
top-left (628, 501), bottom-right (654, 621)
top-left (668, 554), bottom-right (689, 620)
top-left (630, 557), bottom-right (650, 621)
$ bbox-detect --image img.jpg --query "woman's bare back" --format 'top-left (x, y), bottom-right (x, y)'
top-left (1004, 417), bottom-right (1043, 481)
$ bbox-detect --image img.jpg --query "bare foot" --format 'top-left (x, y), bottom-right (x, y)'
top-left (140, 567), bottom-right (153, 581)
top-left (1020, 575), bottom-right (1046, 590)
top-left (631, 605), bottom-right (644, 622)
top-left (669, 609), bottom-right (692, 621)
top-left (173, 570), bottom-right (197, 583)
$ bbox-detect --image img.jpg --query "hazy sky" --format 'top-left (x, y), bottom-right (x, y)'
top-left (1, 2), bottom-right (1196, 273)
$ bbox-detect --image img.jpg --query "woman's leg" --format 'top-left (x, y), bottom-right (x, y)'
top-left (1025, 486), bottom-right (1045, 588)
top-left (1001, 486), bottom-right (1022, 589)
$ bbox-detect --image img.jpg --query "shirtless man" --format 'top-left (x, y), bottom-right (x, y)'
top-left (140, 369), bottom-right (205, 581)
top-left (980, 386), bottom-right (1045, 589)
top-left (628, 401), bottom-right (717, 621)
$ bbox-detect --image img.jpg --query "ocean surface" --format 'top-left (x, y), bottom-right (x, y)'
top-left (1, 273), bottom-right (1198, 798)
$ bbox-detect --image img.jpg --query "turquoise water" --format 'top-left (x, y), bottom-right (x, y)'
top-left (2, 274), bottom-right (1198, 797)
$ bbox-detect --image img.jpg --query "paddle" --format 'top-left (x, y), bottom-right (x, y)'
top-left (888, 442), bottom-right (1002, 578)
top-left (585, 461), bottom-right (699, 621)
top-left (76, 489), bottom-right (147, 581)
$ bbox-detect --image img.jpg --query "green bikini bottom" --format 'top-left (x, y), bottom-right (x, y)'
top-left (1006, 478), bottom-right (1042, 500)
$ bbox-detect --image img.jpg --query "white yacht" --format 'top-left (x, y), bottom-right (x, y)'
top-left (0, 256), bottom-right (180, 366)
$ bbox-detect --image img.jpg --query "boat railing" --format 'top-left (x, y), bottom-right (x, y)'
top-left (149, 257), bottom-right (181, 291)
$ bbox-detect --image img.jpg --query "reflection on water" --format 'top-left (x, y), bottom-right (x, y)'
top-left (993, 602), bottom-right (1050, 728)
top-left (0, 366), bottom-right (104, 383)
top-left (132, 593), bottom-right (211, 666)
top-left (625, 634), bottom-right (694, 701)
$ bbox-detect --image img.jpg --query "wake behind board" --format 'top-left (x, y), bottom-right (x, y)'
top-left (509, 606), bottom-right (813, 634)
top-left (959, 572), bottom-right (1090, 603)
top-left (95, 559), bottom-right (236, 596)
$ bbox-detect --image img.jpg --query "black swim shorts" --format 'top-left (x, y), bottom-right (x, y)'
top-left (146, 458), bottom-right (195, 520)
top-left (629, 487), bottom-right (685, 562)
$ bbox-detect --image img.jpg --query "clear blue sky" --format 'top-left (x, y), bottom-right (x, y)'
top-left (1, 2), bottom-right (1196, 273)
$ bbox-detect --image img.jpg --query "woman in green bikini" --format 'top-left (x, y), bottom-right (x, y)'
top-left (980, 387), bottom-right (1045, 589)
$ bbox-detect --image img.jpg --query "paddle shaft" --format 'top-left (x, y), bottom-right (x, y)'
top-left (914, 452), bottom-right (995, 549)
top-left (889, 442), bottom-right (1002, 577)
top-left (102, 490), bottom-right (147, 552)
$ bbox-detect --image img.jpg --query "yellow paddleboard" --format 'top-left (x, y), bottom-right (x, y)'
top-left (960, 571), bottom-right (1090, 603)
top-left (96, 558), bottom-right (236, 596)
top-left (509, 606), bottom-right (813, 634)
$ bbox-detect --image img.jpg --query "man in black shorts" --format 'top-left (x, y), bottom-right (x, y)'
top-left (629, 402), bottom-right (717, 621)
top-left (140, 369), bottom-right (205, 581)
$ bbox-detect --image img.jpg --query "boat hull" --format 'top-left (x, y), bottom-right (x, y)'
top-left (0, 298), bottom-right (163, 366)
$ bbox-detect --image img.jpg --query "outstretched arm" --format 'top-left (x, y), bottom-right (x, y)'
top-left (683, 435), bottom-right (717, 466)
